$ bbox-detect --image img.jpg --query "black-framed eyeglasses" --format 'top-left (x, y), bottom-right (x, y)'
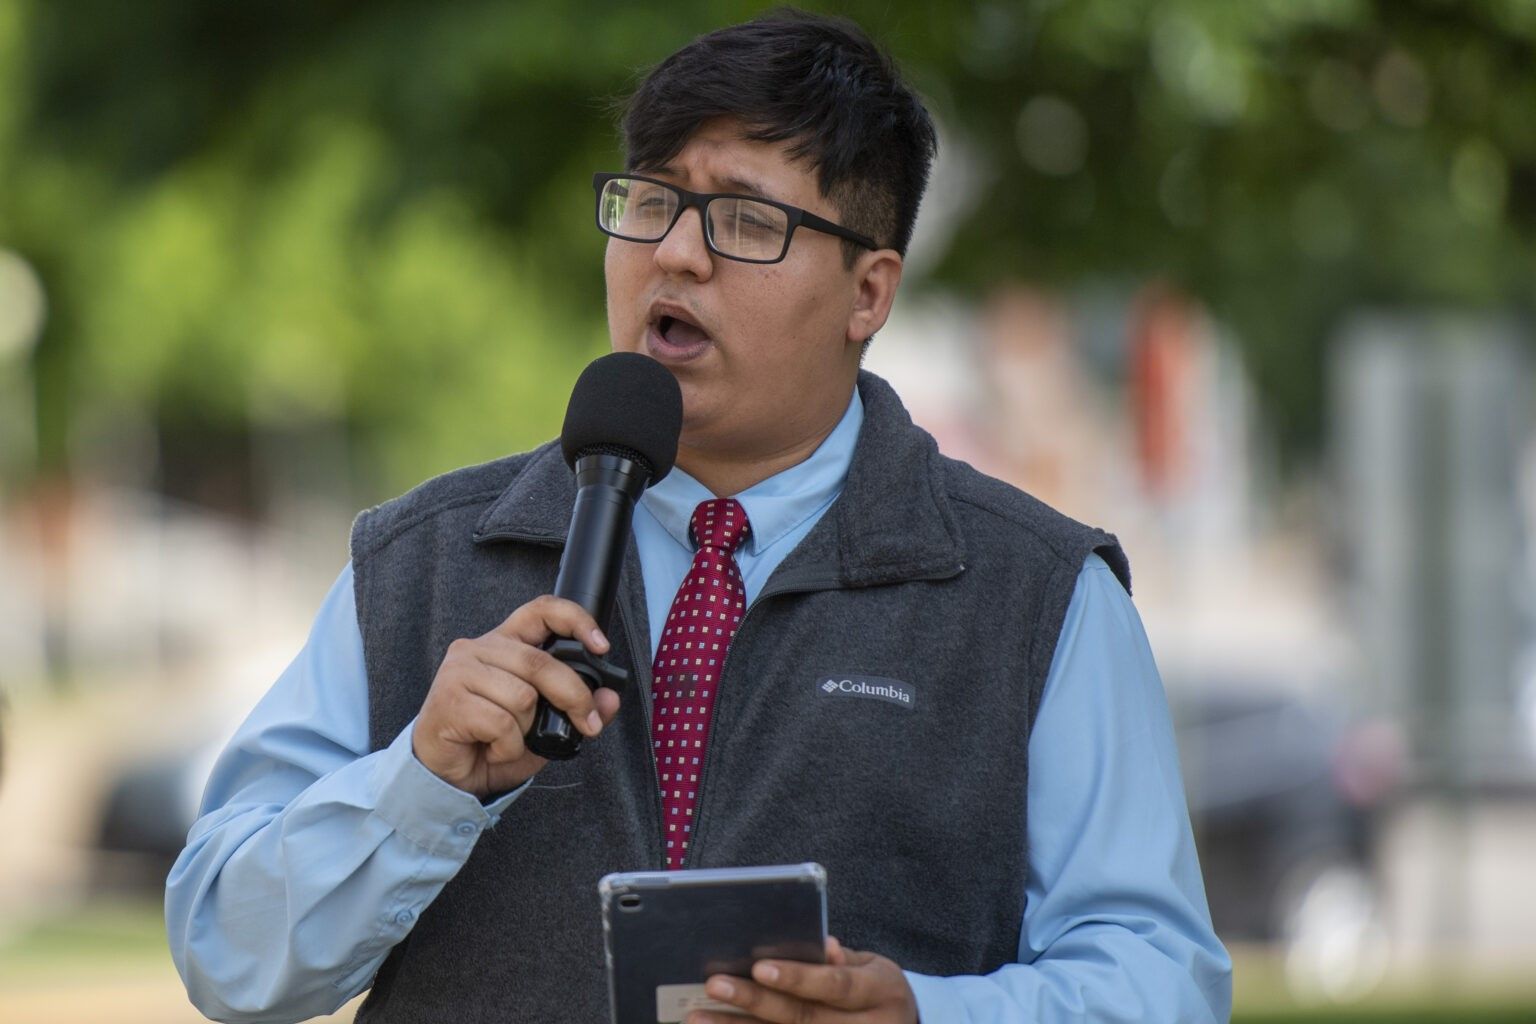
top-left (592, 172), bottom-right (878, 265)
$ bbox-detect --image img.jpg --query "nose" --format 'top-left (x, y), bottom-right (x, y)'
top-left (653, 206), bottom-right (714, 281)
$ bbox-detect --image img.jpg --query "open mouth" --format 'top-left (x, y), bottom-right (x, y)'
top-left (651, 307), bottom-right (713, 351)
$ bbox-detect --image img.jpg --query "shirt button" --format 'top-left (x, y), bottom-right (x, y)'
top-left (455, 821), bottom-right (477, 837)
top-left (395, 909), bottom-right (415, 926)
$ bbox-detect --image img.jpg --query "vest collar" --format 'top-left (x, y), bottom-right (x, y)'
top-left (470, 441), bottom-right (572, 548)
top-left (471, 370), bottom-right (965, 587)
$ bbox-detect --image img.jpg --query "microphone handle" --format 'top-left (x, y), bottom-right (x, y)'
top-left (524, 454), bottom-right (649, 760)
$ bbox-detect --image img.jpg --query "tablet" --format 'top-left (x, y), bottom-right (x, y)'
top-left (599, 862), bottom-right (828, 1024)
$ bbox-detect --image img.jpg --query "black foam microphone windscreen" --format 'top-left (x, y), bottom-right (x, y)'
top-left (560, 351), bottom-right (683, 482)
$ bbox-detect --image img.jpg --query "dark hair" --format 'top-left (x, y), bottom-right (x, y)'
top-left (620, 8), bottom-right (937, 267)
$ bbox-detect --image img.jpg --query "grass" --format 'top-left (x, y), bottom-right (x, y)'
top-left (0, 898), bottom-right (176, 984)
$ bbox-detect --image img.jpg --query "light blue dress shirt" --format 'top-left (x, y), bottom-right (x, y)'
top-left (166, 389), bottom-right (1232, 1023)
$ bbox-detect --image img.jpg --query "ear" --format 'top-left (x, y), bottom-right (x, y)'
top-left (845, 248), bottom-right (904, 347)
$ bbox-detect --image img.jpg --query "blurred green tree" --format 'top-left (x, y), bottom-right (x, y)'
top-left (0, 0), bottom-right (1532, 501)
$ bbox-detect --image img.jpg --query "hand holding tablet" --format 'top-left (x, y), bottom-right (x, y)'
top-left (600, 863), bottom-right (826, 1023)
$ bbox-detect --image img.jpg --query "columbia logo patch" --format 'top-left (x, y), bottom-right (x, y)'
top-left (814, 674), bottom-right (916, 709)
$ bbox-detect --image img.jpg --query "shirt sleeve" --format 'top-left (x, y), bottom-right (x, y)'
top-left (902, 553), bottom-right (1233, 1023)
top-left (164, 562), bottom-right (528, 1024)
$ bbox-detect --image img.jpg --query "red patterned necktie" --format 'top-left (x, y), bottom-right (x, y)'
top-left (650, 497), bottom-right (752, 870)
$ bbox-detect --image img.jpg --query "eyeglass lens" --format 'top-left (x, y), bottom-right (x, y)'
top-left (598, 178), bottom-right (790, 262)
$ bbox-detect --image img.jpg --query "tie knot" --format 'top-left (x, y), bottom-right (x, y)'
top-left (690, 498), bottom-right (751, 555)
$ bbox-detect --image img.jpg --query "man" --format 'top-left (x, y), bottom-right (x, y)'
top-left (167, 10), bottom-right (1231, 1023)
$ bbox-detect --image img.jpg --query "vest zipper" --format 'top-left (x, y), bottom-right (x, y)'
top-left (680, 562), bottom-right (964, 869)
top-left (614, 594), bottom-right (667, 867)
top-left (679, 573), bottom-right (836, 869)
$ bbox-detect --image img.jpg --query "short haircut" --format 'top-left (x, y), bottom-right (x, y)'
top-left (619, 8), bottom-right (938, 267)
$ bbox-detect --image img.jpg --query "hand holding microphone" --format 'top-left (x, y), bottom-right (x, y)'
top-left (411, 353), bottom-right (682, 796)
top-left (411, 596), bottom-right (619, 798)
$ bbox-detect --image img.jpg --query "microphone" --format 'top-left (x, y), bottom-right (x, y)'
top-left (523, 352), bottom-right (683, 760)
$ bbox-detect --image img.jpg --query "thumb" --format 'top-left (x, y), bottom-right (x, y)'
top-left (593, 687), bottom-right (622, 726)
top-left (825, 935), bottom-right (847, 966)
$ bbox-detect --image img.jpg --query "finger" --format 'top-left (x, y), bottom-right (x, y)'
top-left (751, 959), bottom-right (870, 1011)
top-left (447, 690), bottom-right (522, 750)
top-left (482, 707), bottom-right (532, 765)
top-left (458, 660), bottom-right (540, 735)
top-left (840, 948), bottom-right (878, 967)
top-left (825, 936), bottom-right (847, 966)
top-left (593, 686), bottom-right (622, 725)
top-left (469, 635), bottom-right (601, 736)
top-left (702, 975), bottom-right (832, 1024)
top-left (495, 594), bottom-right (609, 653)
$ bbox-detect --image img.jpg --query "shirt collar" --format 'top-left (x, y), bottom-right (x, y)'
top-left (473, 371), bottom-right (965, 589)
top-left (639, 387), bottom-right (864, 557)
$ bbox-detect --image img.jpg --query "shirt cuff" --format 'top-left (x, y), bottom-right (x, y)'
top-left (904, 970), bottom-right (970, 1024)
top-left (370, 718), bottom-right (530, 851)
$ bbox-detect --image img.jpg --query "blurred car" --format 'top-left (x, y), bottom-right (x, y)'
top-left (94, 734), bottom-right (222, 891)
top-left (1175, 679), bottom-right (1403, 1000)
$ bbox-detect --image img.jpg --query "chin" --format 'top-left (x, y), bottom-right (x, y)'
top-left (675, 381), bottom-right (709, 423)
top-left (676, 388), bottom-right (728, 439)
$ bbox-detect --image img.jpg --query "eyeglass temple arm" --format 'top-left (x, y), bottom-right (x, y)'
top-left (797, 210), bottom-right (878, 251)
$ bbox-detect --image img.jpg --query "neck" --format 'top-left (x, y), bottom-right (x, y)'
top-left (676, 391), bottom-right (853, 497)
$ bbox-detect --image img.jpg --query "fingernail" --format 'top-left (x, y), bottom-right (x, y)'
top-left (586, 710), bottom-right (602, 734)
top-left (590, 627), bottom-right (608, 649)
top-left (757, 963), bottom-right (779, 983)
top-left (706, 977), bottom-right (734, 999)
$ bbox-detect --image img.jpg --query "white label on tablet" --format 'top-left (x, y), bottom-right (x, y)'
top-left (655, 983), bottom-right (748, 1021)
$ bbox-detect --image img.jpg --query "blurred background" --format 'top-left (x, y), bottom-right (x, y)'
top-left (2, 0), bottom-right (1535, 1020)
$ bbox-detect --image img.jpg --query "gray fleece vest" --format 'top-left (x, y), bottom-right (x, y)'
top-left (350, 371), bottom-right (1130, 1023)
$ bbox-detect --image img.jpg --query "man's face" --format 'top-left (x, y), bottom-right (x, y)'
top-left (604, 119), bottom-right (872, 468)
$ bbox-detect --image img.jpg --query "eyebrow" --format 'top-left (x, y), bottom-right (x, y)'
top-left (650, 167), bottom-right (775, 201)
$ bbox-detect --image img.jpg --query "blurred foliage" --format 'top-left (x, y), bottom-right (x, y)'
top-left (0, 0), bottom-right (1533, 499)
